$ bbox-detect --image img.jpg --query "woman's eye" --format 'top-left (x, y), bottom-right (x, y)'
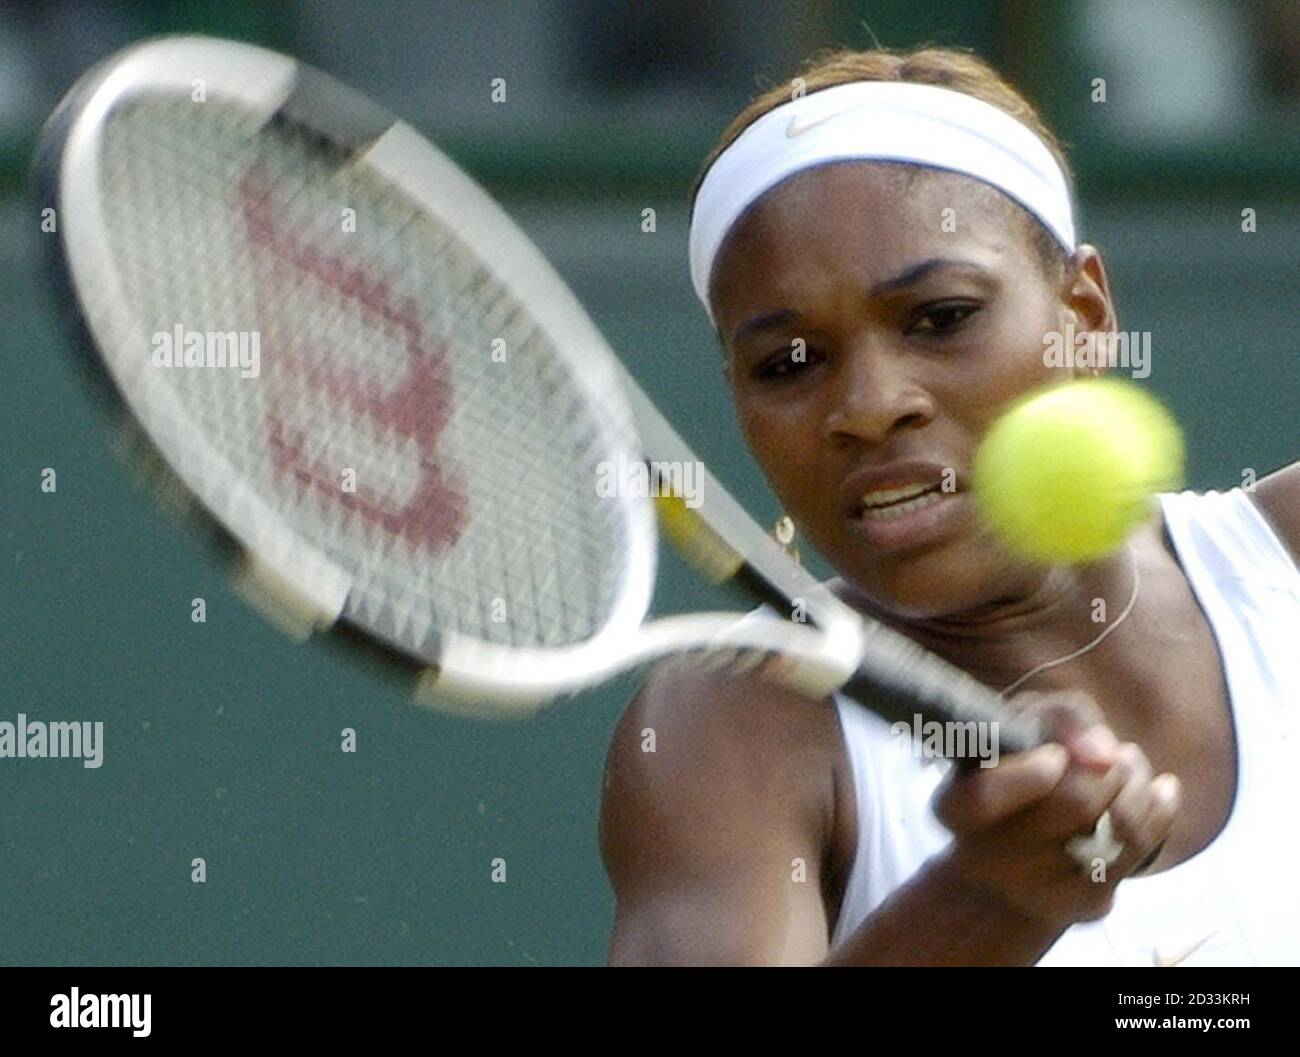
top-left (909, 302), bottom-right (980, 336)
top-left (753, 349), bottom-right (815, 382)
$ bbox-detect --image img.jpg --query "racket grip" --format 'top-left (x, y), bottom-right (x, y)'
top-left (724, 564), bottom-right (1043, 761)
top-left (840, 661), bottom-right (1044, 761)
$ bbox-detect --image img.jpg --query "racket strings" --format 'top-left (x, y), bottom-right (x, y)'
top-left (91, 94), bottom-right (640, 658)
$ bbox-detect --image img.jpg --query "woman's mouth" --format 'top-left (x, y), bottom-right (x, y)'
top-left (850, 482), bottom-right (968, 552)
top-left (857, 481), bottom-right (947, 520)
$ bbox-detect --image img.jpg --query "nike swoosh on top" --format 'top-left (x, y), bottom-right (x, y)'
top-left (1153, 929), bottom-right (1219, 967)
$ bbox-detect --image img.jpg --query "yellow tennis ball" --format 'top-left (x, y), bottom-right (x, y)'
top-left (972, 378), bottom-right (1185, 564)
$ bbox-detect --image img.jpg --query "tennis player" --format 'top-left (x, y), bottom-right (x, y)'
top-left (599, 46), bottom-right (1299, 966)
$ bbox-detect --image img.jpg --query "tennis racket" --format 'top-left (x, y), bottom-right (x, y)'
top-left (34, 35), bottom-right (1043, 758)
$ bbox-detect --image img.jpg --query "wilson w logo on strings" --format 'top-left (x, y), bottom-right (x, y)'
top-left (238, 164), bottom-right (468, 553)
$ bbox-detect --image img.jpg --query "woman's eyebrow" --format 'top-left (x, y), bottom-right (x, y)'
top-left (730, 307), bottom-right (801, 347)
top-left (729, 258), bottom-right (994, 346)
top-left (867, 257), bottom-right (991, 297)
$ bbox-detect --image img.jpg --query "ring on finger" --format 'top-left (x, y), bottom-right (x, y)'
top-left (1065, 810), bottom-right (1125, 870)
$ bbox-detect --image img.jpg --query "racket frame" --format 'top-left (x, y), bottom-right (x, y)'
top-left (39, 35), bottom-right (663, 706)
top-left (37, 35), bottom-right (1043, 757)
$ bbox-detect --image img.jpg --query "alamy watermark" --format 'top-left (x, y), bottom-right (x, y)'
top-left (596, 454), bottom-right (704, 509)
top-left (0, 713), bottom-right (103, 768)
top-left (892, 714), bottom-right (1000, 767)
top-left (1043, 321), bottom-right (1150, 379)
top-left (50, 988), bottom-right (150, 1037)
top-left (151, 324), bottom-right (260, 379)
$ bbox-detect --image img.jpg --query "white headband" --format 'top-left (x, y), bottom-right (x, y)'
top-left (688, 81), bottom-right (1076, 318)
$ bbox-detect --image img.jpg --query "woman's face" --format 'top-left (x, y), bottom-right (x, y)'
top-left (710, 161), bottom-right (1116, 618)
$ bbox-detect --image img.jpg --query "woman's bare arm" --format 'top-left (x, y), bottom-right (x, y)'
top-left (599, 661), bottom-right (837, 965)
top-left (600, 665), bottom-right (1178, 966)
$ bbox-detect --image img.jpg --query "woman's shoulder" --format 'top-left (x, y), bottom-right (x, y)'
top-left (1250, 461), bottom-right (1300, 566)
top-left (1158, 468), bottom-right (1300, 579)
top-left (610, 650), bottom-right (845, 789)
top-left (599, 652), bottom-right (850, 902)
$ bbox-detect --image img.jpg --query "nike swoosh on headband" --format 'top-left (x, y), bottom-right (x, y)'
top-left (785, 105), bottom-right (872, 138)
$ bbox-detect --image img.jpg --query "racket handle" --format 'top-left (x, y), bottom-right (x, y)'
top-left (724, 562), bottom-right (1043, 760)
top-left (840, 658), bottom-right (1044, 759)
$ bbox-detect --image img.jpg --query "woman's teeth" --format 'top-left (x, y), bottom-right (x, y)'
top-left (861, 483), bottom-right (934, 506)
top-left (858, 484), bottom-right (945, 520)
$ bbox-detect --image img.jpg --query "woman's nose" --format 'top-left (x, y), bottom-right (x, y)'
top-left (822, 345), bottom-right (935, 447)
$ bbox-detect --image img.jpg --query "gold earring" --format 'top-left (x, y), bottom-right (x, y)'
top-left (773, 514), bottom-right (800, 565)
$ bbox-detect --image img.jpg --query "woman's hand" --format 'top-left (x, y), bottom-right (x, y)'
top-left (932, 690), bottom-right (1181, 930)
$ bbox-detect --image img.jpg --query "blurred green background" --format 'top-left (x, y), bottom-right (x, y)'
top-left (1, 0), bottom-right (1296, 965)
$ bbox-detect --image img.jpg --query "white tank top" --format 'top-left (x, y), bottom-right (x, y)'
top-left (825, 488), bottom-right (1300, 966)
